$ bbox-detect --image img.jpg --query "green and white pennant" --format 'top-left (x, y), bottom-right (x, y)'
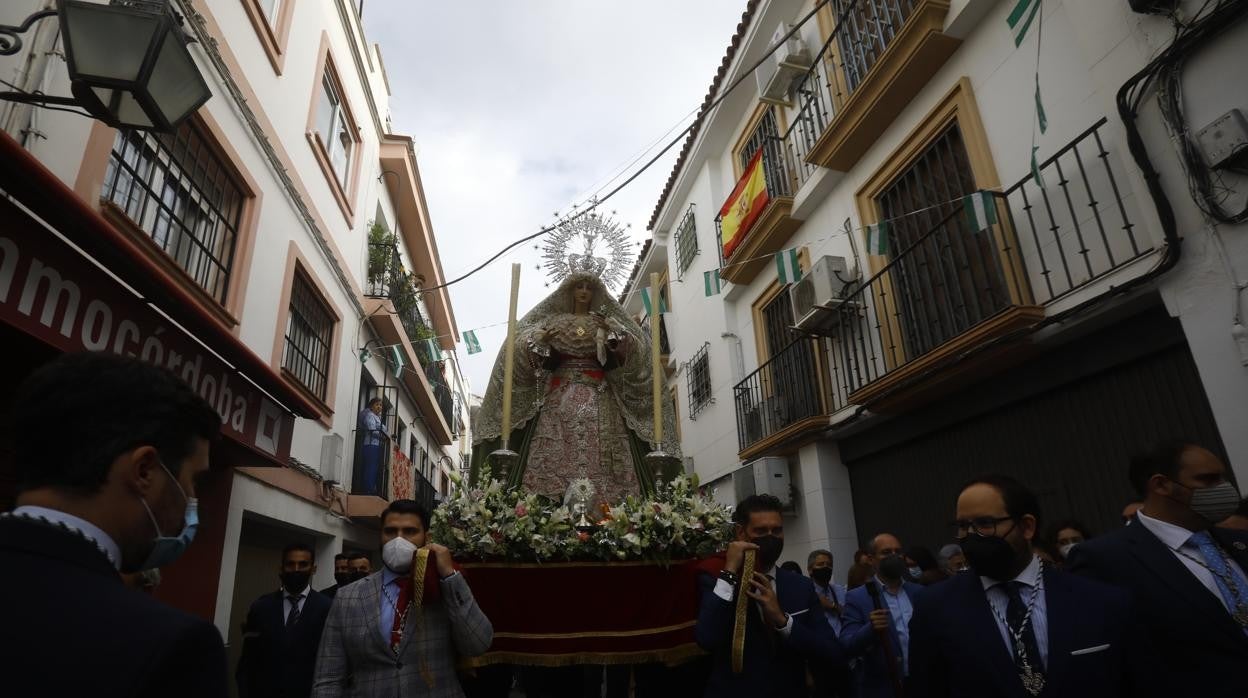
top-left (640, 287), bottom-right (667, 316)
top-left (865, 220), bottom-right (890, 256)
top-left (390, 345), bottom-right (405, 378)
top-left (962, 191), bottom-right (999, 232)
top-left (704, 269), bottom-right (722, 297)
top-left (775, 248), bottom-right (802, 285)
top-left (463, 330), bottom-right (482, 355)
top-left (1007, 0), bottom-right (1041, 47)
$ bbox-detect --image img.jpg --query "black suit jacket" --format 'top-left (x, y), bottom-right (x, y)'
top-left (908, 567), bottom-right (1155, 698)
top-left (1067, 520), bottom-right (1248, 698)
top-left (0, 515), bottom-right (228, 698)
top-left (695, 568), bottom-right (846, 698)
top-left (237, 587), bottom-right (332, 698)
top-left (320, 584), bottom-right (339, 599)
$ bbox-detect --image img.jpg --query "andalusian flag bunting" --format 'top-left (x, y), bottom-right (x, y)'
top-left (390, 345), bottom-right (405, 378)
top-left (1031, 146), bottom-right (1047, 189)
top-left (640, 287), bottom-right (667, 316)
top-left (719, 149), bottom-right (770, 259)
top-left (704, 269), bottom-right (722, 297)
top-left (425, 338), bottom-right (441, 362)
top-left (963, 191), bottom-right (998, 232)
top-left (865, 221), bottom-right (890, 256)
top-left (1007, 0), bottom-right (1041, 47)
top-left (775, 248), bottom-right (802, 284)
top-left (1035, 83), bottom-right (1048, 134)
top-left (463, 330), bottom-right (482, 355)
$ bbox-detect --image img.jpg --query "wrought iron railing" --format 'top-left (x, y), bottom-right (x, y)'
top-left (352, 429), bottom-right (391, 499)
top-left (714, 149), bottom-right (798, 267)
top-left (365, 240), bottom-right (403, 298)
top-left (428, 362), bottom-right (455, 428)
top-left (730, 119), bottom-right (1153, 451)
top-left (414, 468), bottom-right (437, 512)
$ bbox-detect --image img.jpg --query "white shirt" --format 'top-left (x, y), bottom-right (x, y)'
top-left (712, 569), bottom-right (795, 638)
top-left (11, 505), bottom-right (121, 570)
top-left (283, 585), bottom-right (310, 622)
top-left (1136, 510), bottom-right (1248, 613)
top-left (981, 555), bottom-right (1049, 667)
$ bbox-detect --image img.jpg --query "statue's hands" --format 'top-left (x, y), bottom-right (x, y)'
top-left (540, 326), bottom-right (559, 343)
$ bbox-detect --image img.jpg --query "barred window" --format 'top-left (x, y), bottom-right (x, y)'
top-left (103, 122), bottom-right (243, 304)
top-left (687, 342), bottom-right (713, 419)
top-left (674, 205), bottom-right (699, 276)
top-left (833, 0), bottom-right (916, 92)
top-left (283, 271), bottom-right (335, 399)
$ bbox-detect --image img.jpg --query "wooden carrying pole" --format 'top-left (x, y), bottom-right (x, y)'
top-left (500, 263), bottom-right (522, 448)
top-left (649, 272), bottom-right (663, 446)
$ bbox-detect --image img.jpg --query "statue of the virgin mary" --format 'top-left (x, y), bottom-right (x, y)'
top-left (471, 271), bottom-right (681, 507)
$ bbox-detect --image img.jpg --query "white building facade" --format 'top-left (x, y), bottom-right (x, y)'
top-left (0, 0), bottom-right (471, 676)
top-left (632, 0), bottom-right (1248, 575)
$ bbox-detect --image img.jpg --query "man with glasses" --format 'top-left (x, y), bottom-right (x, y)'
top-left (839, 533), bottom-right (923, 698)
top-left (907, 474), bottom-right (1148, 698)
top-left (1068, 442), bottom-right (1248, 698)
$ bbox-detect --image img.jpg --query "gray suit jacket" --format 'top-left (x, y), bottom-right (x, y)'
top-left (311, 570), bottom-right (493, 698)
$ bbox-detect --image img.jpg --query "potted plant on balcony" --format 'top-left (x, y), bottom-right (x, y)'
top-left (366, 220), bottom-right (397, 293)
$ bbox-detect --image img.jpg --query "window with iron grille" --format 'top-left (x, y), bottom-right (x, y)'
top-left (687, 342), bottom-right (713, 419)
top-left (283, 271), bottom-right (335, 399)
top-left (102, 122), bottom-right (243, 305)
top-left (736, 107), bottom-right (791, 197)
top-left (833, 0), bottom-right (916, 93)
top-left (674, 205), bottom-right (699, 276)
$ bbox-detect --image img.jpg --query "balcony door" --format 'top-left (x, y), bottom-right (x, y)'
top-left (759, 289), bottom-right (822, 430)
top-left (875, 121), bottom-right (1009, 360)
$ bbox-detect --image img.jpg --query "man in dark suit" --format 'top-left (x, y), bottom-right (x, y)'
top-left (321, 553), bottom-right (351, 599)
top-left (695, 494), bottom-right (845, 697)
top-left (238, 543), bottom-right (333, 698)
top-left (1068, 441), bottom-right (1248, 698)
top-left (909, 474), bottom-right (1152, 698)
top-left (0, 352), bottom-right (227, 697)
top-left (840, 532), bottom-right (924, 698)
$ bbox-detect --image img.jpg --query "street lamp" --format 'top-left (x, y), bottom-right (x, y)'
top-left (0, 0), bottom-right (211, 132)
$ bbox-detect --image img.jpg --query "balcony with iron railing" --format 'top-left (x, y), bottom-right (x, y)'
top-left (733, 118), bottom-right (1156, 455)
top-left (715, 142), bottom-right (804, 285)
top-left (351, 428), bottom-right (391, 500)
top-left (783, 0), bottom-right (960, 173)
top-left (413, 467), bottom-right (437, 514)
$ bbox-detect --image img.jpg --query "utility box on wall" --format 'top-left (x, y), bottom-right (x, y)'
top-left (750, 456), bottom-right (792, 508)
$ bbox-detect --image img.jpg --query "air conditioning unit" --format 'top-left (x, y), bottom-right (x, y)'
top-left (756, 23), bottom-right (814, 105)
top-left (320, 433), bottom-right (344, 485)
top-left (732, 464), bottom-right (757, 503)
top-left (750, 456), bottom-right (792, 508)
top-left (791, 255), bottom-right (857, 334)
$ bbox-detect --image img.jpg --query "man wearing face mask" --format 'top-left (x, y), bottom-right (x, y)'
top-left (840, 533), bottom-right (924, 698)
top-left (908, 474), bottom-right (1150, 698)
top-left (237, 543), bottom-right (333, 698)
top-left (321, 553), bottom-right (352, 599)
top-left (695, 494), bottom-right (845, 697)
top-left (0, 352), bottom-right (225, 697)
top-left (1068, 441), bottom-right (1248, 698)
top-left (312, 499), bottom-right (492, 697)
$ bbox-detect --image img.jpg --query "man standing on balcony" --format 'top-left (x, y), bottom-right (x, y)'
top-left (358, 398), bottom-right (389, 496)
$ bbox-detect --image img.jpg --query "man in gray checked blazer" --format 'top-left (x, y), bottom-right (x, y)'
top-left (312, 499), bottom-right (492, 697)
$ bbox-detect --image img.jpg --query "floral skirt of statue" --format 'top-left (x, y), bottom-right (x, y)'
top-left (521, 367), bottom-right (639, 508)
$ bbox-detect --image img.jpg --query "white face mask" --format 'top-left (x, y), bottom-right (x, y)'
top-left (382, 536), bottom-right (417, 573)
top-left (1059, 542), bottom-right (1077, 559)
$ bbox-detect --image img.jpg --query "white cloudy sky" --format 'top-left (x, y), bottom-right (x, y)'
top-left (363, 1), bottom-right (747, 395)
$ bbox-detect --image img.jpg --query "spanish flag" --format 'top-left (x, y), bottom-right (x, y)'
top-left (719, 150), bottom-right (770, 260)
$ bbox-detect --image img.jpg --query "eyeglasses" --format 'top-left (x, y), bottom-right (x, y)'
top-left (950, 516), bottom-right (1015, 539)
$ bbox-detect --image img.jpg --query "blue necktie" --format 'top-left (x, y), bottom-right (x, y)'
top-left (1188, 531), bottom-right (1248, 633)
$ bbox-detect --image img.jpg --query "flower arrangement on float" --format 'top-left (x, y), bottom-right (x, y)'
top-left (430, 472), bottom-right (733, 563)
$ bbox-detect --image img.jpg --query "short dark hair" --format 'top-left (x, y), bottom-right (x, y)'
top-left (381, 499), bottom-right (430, 529)
top-left (1128, 440), bottom-right (1197, 497)
top-left (732, 494), bottom-right (783, 527)
top-left (807, 549), bottom-right (833, 567)
top-left (1047, 518), bottom-right (1093, 541)
top-left (906, 545), bottom-right (938, 571)
top-left (333, 553), bottom-right (349, 563)
top-left (347, 549), bottom-right (371, 561)
top-left (961, 474), bottom-right (1041, 528)
top-left (11, 352), bottom-right (220, 495)
top-left (779, 561), bottom-right (803, 576)
top-left (282, 542), bottom-right (315, 563)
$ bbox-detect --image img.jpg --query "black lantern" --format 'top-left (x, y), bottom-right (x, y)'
top-left (0, 0), bottom-right (211, 132)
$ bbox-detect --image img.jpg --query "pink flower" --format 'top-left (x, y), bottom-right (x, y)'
top-left (515, 503), bottom-right (528, 517)
top-left (577, 531), bottom-right (591, 542)
top-left (652, 504), bottom-right (662, 514)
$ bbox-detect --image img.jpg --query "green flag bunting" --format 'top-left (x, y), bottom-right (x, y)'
top-left (463, 330), bottom-right (482, 355)
top-left (1031, 146), bottom-right (1047, 189)
top-left (775, 248), bottom-right (802, 284)
top-left (866, 221), bottom-right (890, 256)
top-left (390, 345), bottom-right (405, 378)
top-left (1007, 0), bottom-right (1041, 47)
top-left (962, 191), bottom-right (999, 232)
top-left (425, 338), bottom-right (441, 362)
top-left (640, 287), bottom-right (667, 316)
top-left (1035, 82), bottom-right (1047, 134)
top-left (704, 269), bottom-right (722, 297)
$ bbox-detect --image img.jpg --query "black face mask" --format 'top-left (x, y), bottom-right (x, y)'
top-left (334, 572), bottom-right (352, 586)
top-left (961, 529), bottom-right (1022, 581)
top-left (811, 567), bottom-right (834, 586)
top-left (280, 570), bottom-right (311, 594)
top-left (750, 535), bottom-right (784, 571)
top-left (877, 554), bottom-right (908, 582)
top-left (348, 569), bottom-right (370, 583)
